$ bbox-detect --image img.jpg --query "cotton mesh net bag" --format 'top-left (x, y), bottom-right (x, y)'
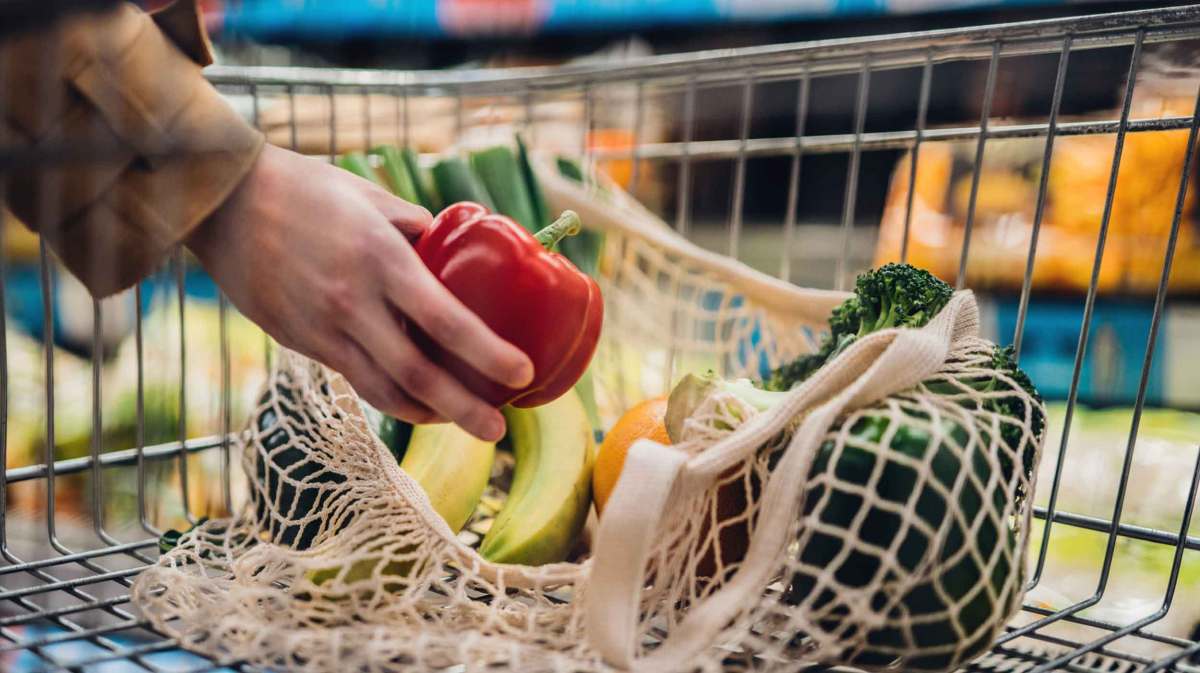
top-left (132, 157), bottom-right (1045, 673)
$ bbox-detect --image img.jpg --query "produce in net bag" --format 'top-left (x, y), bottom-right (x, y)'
top-left (133, 148), bottom-right (1044, 673)
top-left (588, 264), bottom-right (1045, 672)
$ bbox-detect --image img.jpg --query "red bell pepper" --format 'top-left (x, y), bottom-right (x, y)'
top-left (414, 202), bottom-right (603, 408)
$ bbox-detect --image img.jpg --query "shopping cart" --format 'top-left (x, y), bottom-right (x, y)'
top-left (5, 4), bottom-right (1200, 671)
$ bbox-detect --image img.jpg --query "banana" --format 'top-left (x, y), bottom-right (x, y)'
top-left (305, 420), bottom-right (494, 589)
top-left (362, 398), bottom-right (495, 533)
top-left (479, 390), bottom-right (595, 565)
top-left (399, 423), bottom-right (496, 533)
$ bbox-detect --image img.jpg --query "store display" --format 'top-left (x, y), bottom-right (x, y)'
top-left (875, 72), bottom-right (1200, 295)
top-left (218, 0), bottom-right (1074, 39)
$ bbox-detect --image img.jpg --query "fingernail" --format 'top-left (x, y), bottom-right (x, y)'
top-left (484, 415), bottom-right (506, 442)
top-left (512, 360), bottom-right (535, 388)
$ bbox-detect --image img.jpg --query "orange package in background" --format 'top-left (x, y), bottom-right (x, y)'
top-left (875, 75), bottom-right (1200, 295)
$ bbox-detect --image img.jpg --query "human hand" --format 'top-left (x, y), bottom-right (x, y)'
top-left (186, 144), bottom-right (533, 441)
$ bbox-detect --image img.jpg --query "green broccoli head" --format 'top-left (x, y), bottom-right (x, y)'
top-left (987, 345), bottom-right (1046, 492)
top-left (923, 343), bottom-right (1044, 498)
top-left (765, 264), bottom-right (953, 391)
top-left (827, 295), bottom-right (862, 336)
top-left (990, 346), bottom-right (1043, 420)
top-left (854, 262), bottom-right (954, 335)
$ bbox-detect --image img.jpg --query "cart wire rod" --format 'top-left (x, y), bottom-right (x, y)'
top-left (898, 50), bottom-right (933, 266)
top-left (1146, 641), bottom-right (1200, 672)
top-left (835, 57), bottom-right (870, 291)
top-left (955, 40), bottom-right (1001, 290)
top-left (217, 22), bottom-right (1193, 98)
top-left (1011, 33), bottom-right (1071, 364)
top-left (24, 640), bottom-right (184, 673)
top-left (4, 435), bottom-right (230, 484)
top-left (0, 566), bottom-right (143, 602)
top-left (1031, 506), bottom-right (1200, 552)
top-left (5, 114), bottom-right (1194, 173)
top-left (779, 68), bottom-right (810, 281)
top-left (1025, 67), bottom-right (1200, 673)
top-left (1029, 446), bottom-right (1200, 672)
top-left (994, 28), bottom-right (1145, 645)
top-left (0, 618), bottom-right (150, 654)
top-left (0, 594), bottom-right (135, 628)
top-left (1015, 604), bottom-right (1194, 651)
top-left (0, 538), bottom-right (157, 576)
top-left (582, 115), bottom-right (1197, 162)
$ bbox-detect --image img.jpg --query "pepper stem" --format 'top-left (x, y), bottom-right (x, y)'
top-left (534, 210), bottom-right (582, 250)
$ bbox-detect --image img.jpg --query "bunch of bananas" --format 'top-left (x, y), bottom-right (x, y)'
top-left (370, 389), bottom-right (596, 566)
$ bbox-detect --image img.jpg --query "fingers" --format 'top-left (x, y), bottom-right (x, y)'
top-left (349, 304), bottom-right (507, 442)
top-left (383, 243), bottom-right (534, 390)
top-left (365, 185), bottom-right (432, 238)
top-left (324, 335), bottom-right (446, 427)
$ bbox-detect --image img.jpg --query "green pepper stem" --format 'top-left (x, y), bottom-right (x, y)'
top-left (534, 210), bottom-right (582, 250)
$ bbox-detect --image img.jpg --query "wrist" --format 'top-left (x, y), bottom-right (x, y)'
top-left (186, 143), bottom-right (276, 266)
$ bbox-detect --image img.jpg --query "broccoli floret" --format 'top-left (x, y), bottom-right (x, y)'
top-left (924, 344), bottom-right (1045, 499)
top-left (765, 263), bottom-right (953, 392)
top-left (853, 262), bottom-right (953, 335)
top-left (827, 295), bottom-right (862, 336)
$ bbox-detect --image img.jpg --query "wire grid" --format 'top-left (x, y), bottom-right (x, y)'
top-left (5, 4), bottom-right (1200, 671)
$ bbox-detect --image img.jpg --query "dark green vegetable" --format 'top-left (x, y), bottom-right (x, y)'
top-left (516, 135), bottom-right (548, 231)
top-left (783, 406), bottom-right (1012, 671)
top-left (402, 146), bottom-right (439, 211)
top-left (664, 262), bottom-right (1042, 671)
top-left (470, 146), bottom-right (538, 233)
top-left (765, 263), bottom-right (954, 392)
top-left (360, 400), bottom-right (413, 464)
top-left (431, 157), bottom-right (495, 209)
top-left (924, 344), bottom-right (1044, 496)
top-left (370, 146), bottom-right (421, 205)
top-left (781, 344), bottom-right (1042, 670)
top-left (335, 152), bottom-right (382, 185)
top-left (158, 516), bottom-right (209, 554)
top-left (555, 156), bottom-right (584, 183)
top-left (247, 381), bottom-right (416, 551)
top-left (552, 156), bottom-right (605, 277)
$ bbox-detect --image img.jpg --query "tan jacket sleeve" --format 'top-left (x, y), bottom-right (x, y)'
top-left (1, 0), bottom-right (265, 297)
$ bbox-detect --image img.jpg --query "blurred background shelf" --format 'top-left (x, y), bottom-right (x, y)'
top-left (214, 0), bottom-right (1083, 40)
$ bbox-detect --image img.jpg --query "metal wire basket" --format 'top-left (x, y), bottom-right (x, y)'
top-left (5, 4), bottom-right (1200, 671)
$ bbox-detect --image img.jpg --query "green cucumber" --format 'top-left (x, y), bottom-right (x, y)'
top-left (431, 157), bottom-right (494, 209)
top-left (336, 152), bottom-right (382, 184)
top-left (370, 146), bottom-right (421, 204)
top-left (553, 156), bottom-right (605, 277)
top-left (402, 147), bottom-right (439, 211)
top-left (516, 135), bottom-right (548, 233)
top-left (470, 146), bottom-right (537, 233)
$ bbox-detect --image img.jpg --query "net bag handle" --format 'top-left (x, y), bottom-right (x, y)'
top-left (587, 291), bottom-right (980, 670)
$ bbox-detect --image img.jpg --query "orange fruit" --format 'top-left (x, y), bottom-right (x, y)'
top-left (594, 395), bottom-right (754, 589)
top-left (593, 396), bottom-right (670, 515)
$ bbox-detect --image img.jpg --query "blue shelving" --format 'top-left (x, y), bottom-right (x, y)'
top-left (218, 0), bottom-right (1067, 40)
top-left (988, 295), bottom-right (1173, 408)
top-left (4, 264), bottom-right (220, 349)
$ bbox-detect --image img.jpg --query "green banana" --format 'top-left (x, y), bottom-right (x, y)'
top-left (306, 420), bottom-right (494, 589)
top-left (399, 424), bottom-right (496, 533)
top-left (479, 391), bottom-right (595, 565)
